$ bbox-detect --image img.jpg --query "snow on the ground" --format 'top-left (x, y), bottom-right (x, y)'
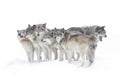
top-left (0, 23), bottom-right (120, 78)
top-left (0, 0), bottom-right (120, 78)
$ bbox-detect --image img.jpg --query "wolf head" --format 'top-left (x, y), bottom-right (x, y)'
top-left (51, 28), bottom-right (65, 43)
top-left (95, 26), bottom-right (107, 41)
top-left (33, 23), bottom-right (48, 40)
top-left (26, 24), bottom-right (36, 32)
top-left (41, 31), bottom-right (54, 44)
top-left (34, 23), bottom-right (46, 31)
top-left (24, 25), bottom-right (35, 40)
top-left (26, 27), bottom-right (36, 41)
top-left (17, 29), bottom-right (27, 41)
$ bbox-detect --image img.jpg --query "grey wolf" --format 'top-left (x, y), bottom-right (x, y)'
top-left (51, 28), bottom-right (67, 61)
top-left (32, 23), bottom-right (51, 61)
top-left (41, 31), bottom-right (59, 60)
top-left (67, 26), bottom-right (107, 61)
top-left (60, 26), bottom-right (107, 66)
top-left (17, 29), bottom-right (34, 62)
top-left (51, 28), bottom-right (66, 43)
top-left (26, 25), bottom-right (42, 62)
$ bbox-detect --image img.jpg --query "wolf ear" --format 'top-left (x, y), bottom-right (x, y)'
top-left (43, 23), bottom-right (46, 28)
top-left (101, 26), bottom-right (105, 29)
top-left (95, 26), bottom-right (100, 32)
top-left (33, 25), bottom-right (36, 27)
top-left (54, 27), bottom-right (57, 30)
top-left (51, 31), bottom-right (53, 35)
top-left (17, 30), bottom-right (19, 33)
top-left (28, 24), bottom-right (31, 28)
top-left (61, 28), bottom-right (65, 33)
top-left (32, 25), bottom-right (36, 30)
top-left (61, 28), bottom-right (64, 30)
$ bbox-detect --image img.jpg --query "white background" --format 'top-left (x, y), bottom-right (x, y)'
top-left (0, 0), bottom-right (120, 78)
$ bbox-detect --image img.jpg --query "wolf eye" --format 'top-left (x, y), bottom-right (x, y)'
top-left (60, 33), bottom-right (62, 35)
top-left (37, 33), bottom-right (40, 36)
top-left (98, 31), bottom-right (101, 34)
top-left (18, 33), bottom-right (21, 36)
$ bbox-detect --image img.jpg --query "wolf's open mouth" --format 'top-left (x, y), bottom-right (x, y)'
top-left (20, 36), bottom-right (23, 38)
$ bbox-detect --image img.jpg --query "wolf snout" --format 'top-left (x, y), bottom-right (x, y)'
top-left (105, 35), bottom-right (107, 37)
top-left (20, 35), bottom-right (23, 38)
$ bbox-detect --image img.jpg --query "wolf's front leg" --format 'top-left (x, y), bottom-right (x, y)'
top-left (35, 48), bottom-right (42, 62)
top-left (52, 48), bottom-right (58, 60)
top-left (67, 50), bottom-right (73, 63)
top-left (26, 51), bottom-right (34, 63)
top-left (42, 47), bottom-right (49, 61)
top-left (88, 49), bottom-right (95, 65)
top-left (48, 47), bottom-right (52, 61)
top-left (59, 48), bottom-right (64, 61)
top-left (65, 52), bottom-right (68, 60)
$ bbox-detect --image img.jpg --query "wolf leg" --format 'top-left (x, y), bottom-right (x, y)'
top-left (52, 48), bottom-right (58, 60)
top-left (42, 47), bottom-right (49, 61)
top-left (59, 48), bottom-right (64, 61)
top-left (88, 49), bottom-right (95, 65)
top-left (81, 47), bottom-right (91, 67)
top-left (26, 51), bottom-right (34, 63)
top-left (48, 47), bottom-right (52, 60)
top-left (67, 50), bottom-right (73, 63)
top-left (35, 48), bottom-right (42, 62)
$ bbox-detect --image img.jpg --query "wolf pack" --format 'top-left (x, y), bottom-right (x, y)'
top-left (17, 23), bottom-right (107, 67)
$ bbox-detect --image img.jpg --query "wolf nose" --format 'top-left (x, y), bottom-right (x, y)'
top-left (105, 35), bottom-right (107, 37)
top-left (20, 35), bottom-right (23, 38)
